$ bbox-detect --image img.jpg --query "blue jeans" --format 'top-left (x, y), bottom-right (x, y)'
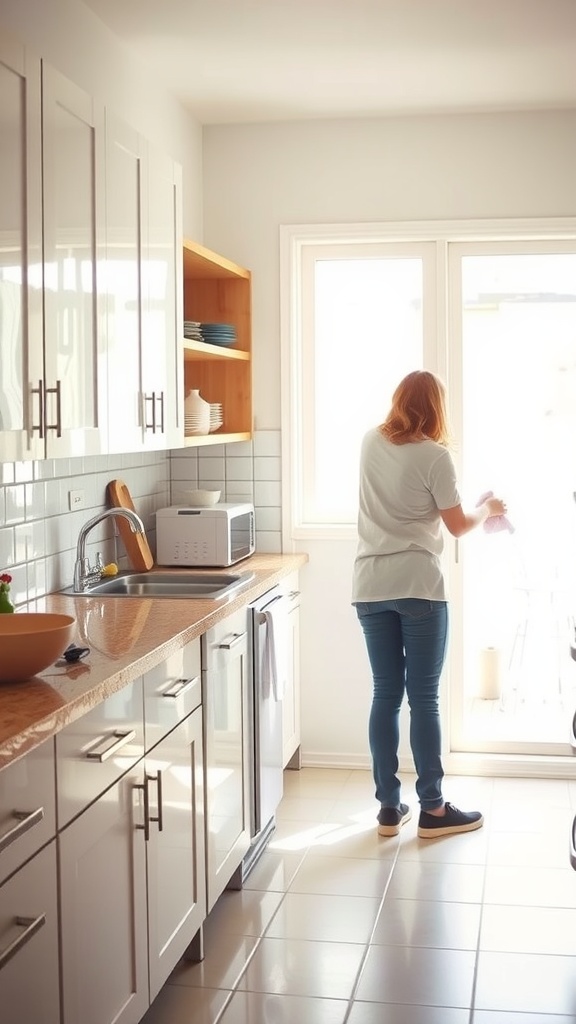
top-left (355, 598), bottom-right (448, 811)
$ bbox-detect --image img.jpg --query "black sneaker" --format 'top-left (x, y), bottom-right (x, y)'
top-left (377, 803), bottom-right (411, 837)
top-left (417, 802), bottom-right (483, 838)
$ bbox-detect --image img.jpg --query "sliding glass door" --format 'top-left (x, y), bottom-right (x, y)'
top-left (447, 241), bottom-right (576, 754)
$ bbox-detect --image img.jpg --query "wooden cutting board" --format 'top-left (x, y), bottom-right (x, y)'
top-left (106, 479), bottom-right (154, 571)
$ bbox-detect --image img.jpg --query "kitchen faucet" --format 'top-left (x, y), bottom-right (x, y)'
top-left (73, 507), bottom-right (145, 592)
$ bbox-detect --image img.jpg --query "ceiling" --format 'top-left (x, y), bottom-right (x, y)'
top-left (82, 0), bottom-right (576, 125)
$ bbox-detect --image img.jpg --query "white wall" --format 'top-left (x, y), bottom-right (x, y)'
top-left (202, 111), bottom-right (576, 767)
top-left (1, 0), bottom-right (203, 238)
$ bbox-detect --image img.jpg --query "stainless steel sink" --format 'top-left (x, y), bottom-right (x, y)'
top-left (61, 570), bottom-right (255, 600)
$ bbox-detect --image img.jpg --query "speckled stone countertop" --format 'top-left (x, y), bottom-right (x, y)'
top-left (0, 552), bottom-right (308, 771)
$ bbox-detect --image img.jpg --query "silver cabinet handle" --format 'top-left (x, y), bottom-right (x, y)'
top-left (44, 379), bottom-right (62, 437)
top-left (30, 380), bottom-right (44, 438)
top-left (218, 632), bottom-right (245, 650)
top-left (149, 771), bottom-right (163, 834)
top-left (163, 675), bottom-right (200, 698)
top-left (571, 814), bottom-right (576, 870)
top-left (571, 712), bottom-right (576, 752)
top-left (135, 772), bottom-right (163, 841)
top-left (86, 729), bottom-right (136, 762)
top-left (0, 914), bottom-right (46, 971)
top-left (0, 808), bottom-right (44, 856)
top-left (157, 391), bottom-right (165, 433)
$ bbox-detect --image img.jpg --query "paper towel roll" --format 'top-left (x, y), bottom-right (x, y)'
top-left (478, 646), bottom-right (501, 700)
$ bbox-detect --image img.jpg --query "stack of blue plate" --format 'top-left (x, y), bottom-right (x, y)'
top-left (200, 323), bottom-right (237, 348)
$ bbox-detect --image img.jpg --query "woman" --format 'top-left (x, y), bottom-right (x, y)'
top-left (352, 370), bottom-right (506, 838)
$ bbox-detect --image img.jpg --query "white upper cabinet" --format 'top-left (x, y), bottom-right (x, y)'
top-left (41, 63), bottom-right (108, 458)
top-left (0, 27), bottom-right (184, 462)
top-left (0, 35), bottom-right (43, 461)
top-left (104, 121), bottom-right (183, 453)
top-left (141, 145), bottom-right (183, 450)
top-left (103, 112), bottom-right (146, 453)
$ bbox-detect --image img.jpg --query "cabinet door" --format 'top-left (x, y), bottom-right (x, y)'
top-left (141, 145), bottom-right (183, 450)
top-left (202, 608), bottom-right (251, 910)
top-left (104, 112), bottom-right (146, 453)
top-left (146, 707), bottom-right (206, 1000)
top-left (0, 841), bottom-right (60, 1024)
top-left (59, 766), bottom-right (148, 1024)
top-left (41, 63), bottom-right (107, 457)
top-left (0, 35), bottom-right (44, 462)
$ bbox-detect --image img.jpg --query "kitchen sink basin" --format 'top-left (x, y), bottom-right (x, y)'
top-left (61, 570), bottom-right (255, 600)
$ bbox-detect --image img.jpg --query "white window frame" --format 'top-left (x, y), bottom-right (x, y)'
top-left (280, 217), bottom-right (576, 548)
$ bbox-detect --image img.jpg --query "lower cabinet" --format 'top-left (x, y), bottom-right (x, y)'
top-left (0, 841), bottom-right (60, 1024)
top-left (202, 606), bottom-right (251, 911)
top-left (59, 705), bottom-right (205, 1024)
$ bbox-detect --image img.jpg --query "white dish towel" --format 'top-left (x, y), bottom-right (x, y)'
top-left (262, 599), bottom-right (288, 701)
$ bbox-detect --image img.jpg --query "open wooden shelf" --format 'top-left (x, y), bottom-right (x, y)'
top-left (182, 240), bottom-right (252, 445)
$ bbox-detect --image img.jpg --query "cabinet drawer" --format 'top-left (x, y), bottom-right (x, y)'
top-left (56, 679), bottom-right (145, 828)
top-left (0, 740), bottom-right (56, 886)
top-left (0, 841), bottom-right (60, 1024)
top-left (144, 639), bottom-right (201, 751)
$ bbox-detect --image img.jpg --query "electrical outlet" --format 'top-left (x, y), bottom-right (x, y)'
top-left (68, 489), bottom-right (85, 511)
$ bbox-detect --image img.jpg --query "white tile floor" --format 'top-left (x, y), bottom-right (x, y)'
top-left (141, 767), bottom-right (576, 1024)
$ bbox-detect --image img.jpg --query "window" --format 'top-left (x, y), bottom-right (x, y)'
top-left (285, 237), bottom-right (438, 533)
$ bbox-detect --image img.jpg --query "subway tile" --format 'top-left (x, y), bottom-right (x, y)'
top-left (226, 457), bottom-right (254, 481)
top-left (255, 531), bottom-right (282, 554)
top-left (4, 485), bottom-right (26, 525)
top-left (253, 430), bottom-right (281, 457)
top-left (25, 481), bottom-right (47, 520)
top-left (0, 528), bottom-right (15, 570)
top-left (254, 481), bottom-right (281, 506)
top-left (253, 456), bottom-right (281, 482)
top-left (255, 507), bottom-right (281, 532)
top-left (198, 457), bottom-right (225, 480)
top-left (226, 439), bottom-right (253, 457)
top-left (226, 481), bottom-right (254, 503)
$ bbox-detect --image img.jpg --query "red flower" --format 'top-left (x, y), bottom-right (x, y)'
top-left (0, 573), bottom-right (11, 585)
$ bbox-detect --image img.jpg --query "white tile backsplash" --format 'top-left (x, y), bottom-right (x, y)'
top-left (0, 430), bottom-right (283, 607)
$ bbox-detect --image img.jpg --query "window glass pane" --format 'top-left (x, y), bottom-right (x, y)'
top-left (304, 256), bottom-right (424, 524)
top-left (459, 250), bottom-right (576, 747)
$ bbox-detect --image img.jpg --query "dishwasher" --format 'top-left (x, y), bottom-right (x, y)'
top-left (243, 585), bottom-right (288, 878)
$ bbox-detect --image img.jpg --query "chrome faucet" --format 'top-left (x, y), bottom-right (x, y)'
top-left (73, 507), bottom-right (145, 592)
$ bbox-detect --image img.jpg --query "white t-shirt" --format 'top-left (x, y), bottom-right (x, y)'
top-left (352, 428), bottom-right (461, 603)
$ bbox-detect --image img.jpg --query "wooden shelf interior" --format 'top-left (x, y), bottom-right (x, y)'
top-left (182, 239), bottom-right (252, 439)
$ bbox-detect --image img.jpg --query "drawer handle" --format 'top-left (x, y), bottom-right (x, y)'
top-left (218, 632), bottom-right (245, 650)
top-left (571, 814), bottom-right (576, 870)
top-left (0, 808), bottom-right (44, 855)
top-left (0, 914), bottom-right (46, 971)
top-left (163, 675), bottom-right (200, 698)
top-left (85, 729), bottom-right (136, 763)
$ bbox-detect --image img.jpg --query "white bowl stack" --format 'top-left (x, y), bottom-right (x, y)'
top-left (209, 403), bottom-right (223, 432)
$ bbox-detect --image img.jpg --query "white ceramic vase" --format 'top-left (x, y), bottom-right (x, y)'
top-left (185, 389), bottom-right (210, 435)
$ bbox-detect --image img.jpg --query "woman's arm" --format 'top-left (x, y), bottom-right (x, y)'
top-left (440, 496), bottom-right (507, 538)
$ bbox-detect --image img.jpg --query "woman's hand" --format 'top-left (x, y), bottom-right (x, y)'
top-left (484, 496), bottom-right (507, 518)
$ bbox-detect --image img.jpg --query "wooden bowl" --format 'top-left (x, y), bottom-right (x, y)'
top-left (0, 613), bottom-right (76, 682)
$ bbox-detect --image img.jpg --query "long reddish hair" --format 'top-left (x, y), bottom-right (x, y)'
top-left (381, 370), bottom-right (451, 445)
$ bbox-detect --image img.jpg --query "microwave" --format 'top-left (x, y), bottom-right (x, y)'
top-left (156, 503), bottom-right (255, 567)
